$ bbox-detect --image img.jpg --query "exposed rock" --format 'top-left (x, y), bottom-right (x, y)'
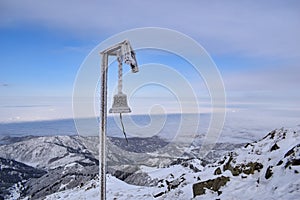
top-left (166, 175), bottom-right (185, 191)
top-left (262, 130), bottom-right (277, 140)
top-left (270, 143), bottom-right (280, 151)
top-left (284, 144), bottom-right (300, 158)
top-left (283, 144), bottom-right (300, 168)
top-left (153, 174), bottom-right (186, 198)
top-left (265, 166), bottom-right (273, 179)
top-left (223, 156), bottom-right (233, 171)
top-left (231, 166), bottom-right (242, 176)
top-left (222, 155), bottom-right (263, 176)
top-left (285, 149), bottom-right (295, 158)
top-left (193, 176), bottom-right (230, 197)
top-left (214, 167), bottom-right (222, 175)
top-left (292, 159), bottom-right (300, 166)
top-left (285, 159), bottom-right (300, 168)
top-left (153, 191), bottom-right (165, 198)
top-left (276, 160), bottom-right (283, 166)
top-left (242, 162), bottom-right (263, 175)
top-left (244, 143), bottom-right (253, 148)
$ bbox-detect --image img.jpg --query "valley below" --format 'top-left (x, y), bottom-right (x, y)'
top-left (0, 128), bottom-right (299, 199)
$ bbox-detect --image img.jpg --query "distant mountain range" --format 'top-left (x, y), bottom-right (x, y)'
top-left (0, 128), bottom-right (299, 199)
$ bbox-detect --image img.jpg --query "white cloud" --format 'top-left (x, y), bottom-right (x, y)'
top-left (223, 65), bottom-right (300, 91)
top-left (1, 0), bottom-right (299, 59)
top-left (1, 0), bottom-right (299, 122)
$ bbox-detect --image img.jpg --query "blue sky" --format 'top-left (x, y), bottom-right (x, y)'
top-left (0, 0), bottom-right (299, 122)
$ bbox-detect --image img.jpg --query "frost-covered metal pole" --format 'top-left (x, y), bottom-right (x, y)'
top-left (99, 40), bottom-right (138, 200)
top-left (99, 52), bottom-right (108, 200)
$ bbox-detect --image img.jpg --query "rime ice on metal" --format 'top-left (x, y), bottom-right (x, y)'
top-left (99, 40), bottom-right (139, 200)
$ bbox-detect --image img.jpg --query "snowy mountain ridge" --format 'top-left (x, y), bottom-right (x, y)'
top-left (0, 135), bottom-right (187, 199)
top-left (40, 128), bottom-right (300, 199)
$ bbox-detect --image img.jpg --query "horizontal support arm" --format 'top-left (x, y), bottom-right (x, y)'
top-left (100, 40), bottom-right (128, 55)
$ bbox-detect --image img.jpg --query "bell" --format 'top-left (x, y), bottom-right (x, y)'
top-left (109, 93), bottom-right (131, 113)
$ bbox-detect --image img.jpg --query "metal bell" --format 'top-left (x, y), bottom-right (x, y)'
top-left (109, 93), bottom-right (131, 113)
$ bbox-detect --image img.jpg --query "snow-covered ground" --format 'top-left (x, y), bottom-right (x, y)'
top-left (43, 128), bottom-right (300, 200)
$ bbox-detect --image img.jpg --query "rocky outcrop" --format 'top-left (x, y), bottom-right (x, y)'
top-left (192, 128), bottom-right (300, 198)
top-left (221, 155), bottom-right (263, 176)
top-left (270, 143), bottom-right (280, 151)
top-left (192, 176), bottom-right (230, 197)
top-left (153, 174), bottom-right (186, 198)
top-left (265, 166), bottom-right (273, 179)
top-left (214, 167), bottom-right (222, 175)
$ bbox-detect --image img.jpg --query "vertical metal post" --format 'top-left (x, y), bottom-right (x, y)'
top-left (100, 53), bottom-right (108, 200)
top-left (98, 40), bottom-right (137, 199)
top-left (117, 56), bottom-right (123, 94)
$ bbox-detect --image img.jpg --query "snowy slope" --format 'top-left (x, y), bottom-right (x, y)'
top-left (44, 128), bottom-right (300, 200)
top-left (0, 157), bottom-right (45, 199)
top-left (0, 135), bottom-right (185, 170)
top-left (0, 135), bottom-right (190, 199)
top-left (209, 128), bottom-right (300, 200)
top-left (0, 136), bottom-right (98, 169)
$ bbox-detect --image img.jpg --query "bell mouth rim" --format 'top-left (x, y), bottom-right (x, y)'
top-left (109, 107), bottom-right (131, 113)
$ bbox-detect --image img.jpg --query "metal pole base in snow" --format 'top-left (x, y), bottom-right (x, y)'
top-left (99, 53), bottom-right (108, 200)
